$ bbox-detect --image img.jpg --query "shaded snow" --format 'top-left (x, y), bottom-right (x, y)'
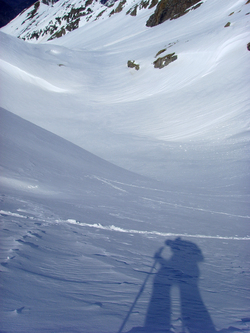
top-left (1, 108), bottom-right (249, 333)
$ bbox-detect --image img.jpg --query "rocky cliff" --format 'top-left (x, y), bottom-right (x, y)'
top-left (146, 0), bottom-right (202, 27)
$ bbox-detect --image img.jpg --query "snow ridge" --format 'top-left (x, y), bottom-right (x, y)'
top-left (67, 219), bottom-right (250, 240)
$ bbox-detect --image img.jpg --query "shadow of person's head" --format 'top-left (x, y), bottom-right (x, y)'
top-left (166, 237), bottom-right (204, 263)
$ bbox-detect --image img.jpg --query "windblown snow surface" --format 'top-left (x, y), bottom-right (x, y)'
top-left (0, 0), bottom-right (250, 332)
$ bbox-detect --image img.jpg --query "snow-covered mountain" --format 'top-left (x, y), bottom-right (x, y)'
top-left (2, 0), bottom-right (203, 42)
top-left (0, 0), bottom-right (250, 332)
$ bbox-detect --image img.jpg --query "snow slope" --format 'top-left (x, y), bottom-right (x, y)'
top-left (1, 107), bottom-right (249, 332)
top-left (0, 0), bottom-right (250, 332)
top-left (0, 0), bottom-right (249, 183)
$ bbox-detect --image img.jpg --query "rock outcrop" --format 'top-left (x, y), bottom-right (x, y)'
top-left (146, 0), bottom-right (202, 27)
top-left (127, 60), bottom-right (140, 70)
top-left (153, 52), bottom-right (177, 68)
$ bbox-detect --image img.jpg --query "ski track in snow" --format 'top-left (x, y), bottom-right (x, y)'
top-left (141, 197), bottom-right (250, 220)
top-left (84, 177), bottom-right (250, 220)
top-left (91, 176), bottom-right (128, 193)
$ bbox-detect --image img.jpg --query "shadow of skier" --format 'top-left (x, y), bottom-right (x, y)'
top-left (124, 238), bottom-right (248, 333)
top-left (144, 237), bottom-right (216, 333)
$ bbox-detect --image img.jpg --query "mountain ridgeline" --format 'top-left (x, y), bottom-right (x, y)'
top-left (3, 0), bottom-right (204, 42)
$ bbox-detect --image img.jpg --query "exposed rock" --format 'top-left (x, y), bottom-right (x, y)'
top-left (101, 0), bottom-right (116, 5)
top-left (127, 5), bottom-right (138, 16)
top-left (155, 48), bottom-right (166, 57)
top-left (114, 0), bottom-right (126, 13)
top-left (42, 0), bottom-right (58, 4)
top-left (26, 1), bottom-right (40, 20)
top-left (127, 60), bottom-right (140, 70)
top-left (110, 0), bottom-right (126, 15)
top-left (146, 0), bottom-right (202, 27)
top-left (22, 1), bottom-right (95, 41)
top-left (130, 5), bottom-right (138, 16)
top-left (148, 0), bottom-right (158, 9)
top-left (62, 5), bottom-right (91, 23)
top-left (224, 22), bottom-right (231, 27)
top-left (95, 9), bottom-right (107, 19)
top-left (126, 0), bottom-right (154, 16)
top-left (139, 0), bottom-right (150, 9)
top-left (247, 43), bottom-right (250, 51)
top-left (49, 27), bottom-right (66, 40)
top-left (153, 52), bottom-right (177, 69)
